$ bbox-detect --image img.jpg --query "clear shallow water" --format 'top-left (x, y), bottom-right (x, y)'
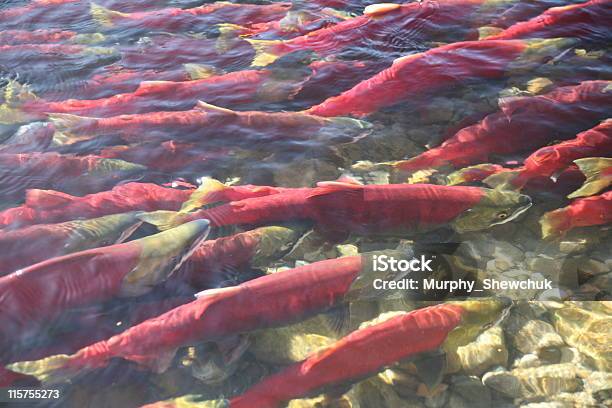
top-left (0, 1), bottom-right (610, 407)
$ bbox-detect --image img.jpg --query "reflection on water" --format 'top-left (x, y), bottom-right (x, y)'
top-left (0, 0), bottom-right (610, 407)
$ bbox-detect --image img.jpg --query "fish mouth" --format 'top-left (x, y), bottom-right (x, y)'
top-left (168, 220), bottom-right (211, 277)
top-left (491, 199), bottom-right (533, 227)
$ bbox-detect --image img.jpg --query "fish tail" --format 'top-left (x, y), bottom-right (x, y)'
top-left (216, 23), bottom-right (248, 53)
top-left (0, 80), bottom-right (37, 124)
top-left (137, 211), bottom-right (186, 231)
top-left (6, 354), bottom-right (81, 385)
top-left (568, 158), bottom-right (611, 198)
top-left (71, 32), bottom-right (106, 45)
top-left (483, 170), bottom-right (524, 190)
top-left (48, 113), bottom-right (97, 145)
top-left (183, 63), bottom-right (221, 80)
top-left (244, 39), bottom-right (283, 67)
top-left (180, 177), bottom-right (228, 213)
top-left (90, 3), bottom-right (128, 28)
top-left (539, 208), bottom-right (570, 239)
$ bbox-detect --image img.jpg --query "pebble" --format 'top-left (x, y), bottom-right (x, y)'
top-left (447, 326), bottom-right (508, 376)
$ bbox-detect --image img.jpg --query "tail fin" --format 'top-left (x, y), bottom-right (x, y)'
top-left (539, 208), bottom-right (570, 239)
top-left (477, 26), bottom-right (504, 40)
top-left (446, 164), bottom-right (504, 185)
top-left (6, 355), bottom-right (79, 385)
top-left (71, 32), bottom-right (106, 45)
top-left (216, 23), bottom-right (248, 53)
top-left (183, 64), bottom-right (221, 80)
top-left (0, 80), bottom-right (38, 124)
top-left (48, 113), bottom-right (97, 145)
top-left (180, 177), bottom-right (228, 213)
top-left (90, 3), bottom-right (128, 28)
top-left (483, 169), bottom-right (525, 190)
top-left (568, 157), bottom-right (612, 198)
top-left (25, 189), bottom-right (75, 209)
top-left (137, 211), bottom-right (187, 231)
top-left (244, 39), bottom-right (283, 67)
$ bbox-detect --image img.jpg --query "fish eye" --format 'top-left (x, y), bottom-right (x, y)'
top-left (497, 212), bottom-right (509, 219)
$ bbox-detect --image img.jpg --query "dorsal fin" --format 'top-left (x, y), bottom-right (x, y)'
top-left (308, 181), bottom-right (363, 199)
top-left (316, 175), bottom-right (363, 188)
top-left (25, 189), bottom-right (75, 209)
top-left (183, 63), bottom-right (222, 80)
top-left (364, 3), bottom-right (402, 17)
top-left (498, 95), bottom-right (529, 117)
top-left (195, 101), bottom-right (236, 115)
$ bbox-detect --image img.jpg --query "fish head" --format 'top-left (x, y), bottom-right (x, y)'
top-left (443, 297), bottom-right (512, 351)
top-left (63, 212), bottom-right (143, 253)
top-left (120, 219), bottom-right (211, 296)
top-left (445, 164), bottom-right (503, 186)
top-left (271, 50), bottom-right (320, 72)
top-left (510, 38), bottom-right (579, 73)
top-left (320, 116), bottom-right (374, 143)
top-left (259, 50), bottom-right (321, 101)
top-left (251, 225), bottom-right (307, 268)
top-left (71, 33), bottom-right (106, 45)
top-left (90, 158), bottom-right (147, 176)
top-left (451, 189), bottom-right (532, 233)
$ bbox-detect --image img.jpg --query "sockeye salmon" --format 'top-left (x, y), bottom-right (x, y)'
top-left (48, 101), bottom-right (372, 147)
top-left (0, 52), bottom-right (317, 123)
top-left (141, 299), bottom-right (510, 408)
top-left (568, 157), bottom-right (612, 198)
top-left (447, 164), bottom-right (586, 196)
top-left (384, 80), bottom-right (612, 174)
top-left (0, 152), bottom-right (147, 202)
top-left (0, 212), bottom-right (142, 277)
top-left (90, 2), bottom-right (292, 33)
top-left (0, 29), bottom-right (104, 45)
top-left (98, 142), bottom-right (230, 174)
top-left (139, 182), bottom-right (532, 236)
top-left (245, 0), bottom-right (526, 67)
top-left (0, 183), bottom-right (194, 230)
top-left (485, 0), bottom-right (612, 43)
top-left (0, 220), bottom-right (210, 355)
top-left (7, 250), bottom-right (447, 382)
top-left (306, 38), bottom-right (576, 117)
top-left (484, 119), bottom-right (612, 190)
top-left (540, 190), bottom-right (612, 238)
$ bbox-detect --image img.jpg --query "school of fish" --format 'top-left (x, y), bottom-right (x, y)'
top-left (0, 0), bottom-right (610, 407)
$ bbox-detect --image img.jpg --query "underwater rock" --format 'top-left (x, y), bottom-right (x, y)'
top-left (513, 353), bottom-right (542, 369)
top-left (273, 159), bottom-right (341, 188)
top-left (353, 377), bottom-right (421, 408)
top-left (447, 375), bottom-right (492, 408)
top-left (179, 338), bottom-right (249, 385)
top-left (283, 229), bottom-right (336, 263)
top-left (482, 363), bottom-right (586, 400)
top-left (518, 402), bottom-right (569, 408)
top-left (525, 77), bottom-right (554, 95)
top-left (287, 395), bottom-right (354, 408)
top-left (553, 302), bottom-right (611, 372)
top-left (423, 386), bottom-right (448, 408)
top-left (335, 244), bottom-right (359, 258)
top-left (250, 315), bottom-right (337, 365)
top-left (577, 258), bottom-right (610, 278)
top-left (447, 326), bottom-right (508, 376)
top-left (583, 371), bottom-right (612, 403)
top-left (512, 319), bottom-right (565, 358)
top-left (378, 368), bottom-right (421, 399)
top-left (420, 97), bottom-right (456, 125)
top-left (526, 256), bottom-right (578, 289)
